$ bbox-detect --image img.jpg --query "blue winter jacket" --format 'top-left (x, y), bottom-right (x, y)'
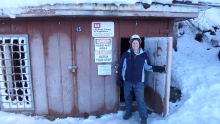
top-left (117, 48), bottom-right (153, 82)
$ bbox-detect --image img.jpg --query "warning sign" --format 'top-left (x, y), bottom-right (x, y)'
top-left (95, 38), bottom-right (112, 51)
top-left (95, 51), bottom-right (112, 63)
top-left (98, 65), bottom-right (111, 75)
top-left (92, 22), bottom-right (114, 37)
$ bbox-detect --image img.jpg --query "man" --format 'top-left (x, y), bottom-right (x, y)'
top-left (117, 34), bottom-right (165, 124)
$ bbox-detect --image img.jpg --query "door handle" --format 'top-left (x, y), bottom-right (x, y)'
top-left (115, 63), bottom-right (119, 73)
top-left (68, 66), bottom-right (77, 72)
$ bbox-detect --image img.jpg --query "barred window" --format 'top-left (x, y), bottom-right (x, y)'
top-left (0, 35), bottom-right (34, 110)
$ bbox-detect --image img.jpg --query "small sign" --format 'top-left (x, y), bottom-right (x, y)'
top-left (76, 26), bottom-right (81, 32)
top-left (95, 51), bottom-right (112, 63)
top-left (95, 38), bottom-right (112, 51)
top-left (98, 65), bottom-right (111, 75)
top-left (92, 22), bottom-right (114, 37)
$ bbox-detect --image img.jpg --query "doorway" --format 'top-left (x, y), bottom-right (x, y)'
top-left (119, 37), bottom-right (145, 104)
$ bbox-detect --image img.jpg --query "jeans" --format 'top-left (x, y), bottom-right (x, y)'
top-left (123, 80), bottom-right (148, 119)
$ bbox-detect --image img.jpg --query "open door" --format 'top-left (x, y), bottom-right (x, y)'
top-left (144, 37), bottom-right (172, 117)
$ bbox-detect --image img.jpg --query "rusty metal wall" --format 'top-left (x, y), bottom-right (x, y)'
top-left (0, 18), bottom-right (173, 117)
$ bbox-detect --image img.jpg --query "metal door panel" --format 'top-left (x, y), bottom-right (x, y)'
top-left (59, 20), bottom-right (76, 117)
top-left (74, 20), bottom-right (91, 117)
top-left (104, 20), bottom-right (120, 113)
top-left (90, 20), bottom-right (105, 116)
top-left (144, 37), bottom-right (172, 117)
top-left (43, 20), bottom-right (63, 117)
top-left (28, 20), bottom-right (48, 115)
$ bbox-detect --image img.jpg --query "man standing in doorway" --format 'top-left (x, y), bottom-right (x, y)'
top-left (116, 34), bottom-right (165, 124)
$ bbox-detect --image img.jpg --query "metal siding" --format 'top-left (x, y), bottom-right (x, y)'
top-left (168, 19), bottom-right (174, 37)
top-left (160, 18), bottom-right (170, 37)
top-left (71, 20), bottom-right (79, 117)
top-left (0, 17), bottom-right (173, 118)
top-left (120, 20), bottom-right (134, 37)
top-left (144, 39), bottom-right (157, 111)
top-left (148, 19), bottom-right (160, 37)
top-left (134, 20), bottom-right (148, 37)
top-left (59, 20), bottom-right (76, 117)
top-left (11, 20), bottom-right (27, 34)
top-left (74, 20), bottom-right (91, 117)
top-left (28, 20), bottom-right (48, 115)
top-left (43, 20), bottom-right (63, 117)
top-left (90, 20), bottom-right (105, 116)
top-left (144, 37), bottom-right (171, 116)
top-left (105, 20), bottom-right (120, 113)
top-left (153, 38), bottom-right (167, 115)
top-left (0, 20), bottom-right (11, 34)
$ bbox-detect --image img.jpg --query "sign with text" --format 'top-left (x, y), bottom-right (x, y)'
top-left (95, 51), bottom-right (112, 63)
top-left (95, 38), bottom-right (112, 51)
top-left (98, 65), bottom-right (111, 75)
top-left (92, 22), bottom-right (114, 37)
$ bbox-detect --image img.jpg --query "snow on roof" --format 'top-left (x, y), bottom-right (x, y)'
top-left (0, 0), bottom-right (219, 18)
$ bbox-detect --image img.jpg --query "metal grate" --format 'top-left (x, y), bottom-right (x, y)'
top-left (0, 35), bottom-right (34, 110)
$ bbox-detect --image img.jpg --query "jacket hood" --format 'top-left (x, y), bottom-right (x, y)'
top-left (127, 48), bottom-right (144, 55)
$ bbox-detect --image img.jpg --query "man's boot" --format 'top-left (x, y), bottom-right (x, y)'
top-left (123, 113), bottom-right (132, 120)
top-left (141, 119), bottom-right (147, 124)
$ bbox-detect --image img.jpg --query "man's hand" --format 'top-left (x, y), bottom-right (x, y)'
top-left (152, 66), bottom-right (166, 73)
top-left (116, 77), bottom-right (123, 87)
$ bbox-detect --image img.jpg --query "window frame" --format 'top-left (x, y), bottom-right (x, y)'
top-left (0, 34), bottom-right (34, 111)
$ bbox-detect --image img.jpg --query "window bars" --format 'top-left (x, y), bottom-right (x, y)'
top-left (0, 35), bottom-right (34, 110)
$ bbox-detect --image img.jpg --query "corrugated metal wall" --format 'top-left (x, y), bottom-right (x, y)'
top-left (0, 18), bottom-right (173, 117)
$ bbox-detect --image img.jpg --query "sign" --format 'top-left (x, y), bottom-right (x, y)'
top-left (95, 51), bottom-right (112, 63)
top-left (92, 22), bottom-right (114, 37)
top-left (98, 65), bottom-right (111, 75)
top-left (95, 38), bottom-right (112, 51)
top-left (76, 26), bottom-right (81, 32)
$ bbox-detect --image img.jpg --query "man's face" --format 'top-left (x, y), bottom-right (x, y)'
top-left (132, 40), bottom-right (139, 52)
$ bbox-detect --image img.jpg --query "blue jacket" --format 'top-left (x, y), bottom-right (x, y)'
top-left (117, 48), bottom-right (153, 82)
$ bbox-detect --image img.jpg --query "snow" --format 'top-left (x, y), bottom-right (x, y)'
top-left (1, 0), bottom-right (220, 18)
top-left (1, 0), bottom-right (220, 124)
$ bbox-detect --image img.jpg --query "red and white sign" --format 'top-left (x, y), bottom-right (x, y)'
top-left (95, 38), bottom-right (112, 51)
top-left (95, 51), bottom-right (112, 63)
top-left (92, 22), bottom-right (114, 37)
top-left (94, 23), bottom-right (101, 28)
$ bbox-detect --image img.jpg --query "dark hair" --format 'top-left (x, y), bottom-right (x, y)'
top-left (131, 38), bottom-right (141, 44)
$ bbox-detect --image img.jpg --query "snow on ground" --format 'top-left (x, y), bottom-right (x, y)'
top-left (0, 1), bottom-right (220, 124)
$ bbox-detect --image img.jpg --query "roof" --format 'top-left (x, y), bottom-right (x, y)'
top-left (1, 1), bottom-right (216, 20)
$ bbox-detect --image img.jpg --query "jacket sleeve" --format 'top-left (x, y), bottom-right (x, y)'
top-left (117, 53), bottom-right (126, 78)
top-left (144, 60), bottom-right (153, 72)
top-left (144, 53), bottom-right (153, 72)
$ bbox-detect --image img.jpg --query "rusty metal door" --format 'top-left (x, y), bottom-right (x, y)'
top-left (74, 20), bottom-right (120, 117)
top-left (43, 20), bottom-right (77, 117)
top-left (144, 37), bottom-right (172, 117)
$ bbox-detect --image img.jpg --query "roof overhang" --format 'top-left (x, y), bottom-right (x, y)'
top-left (0, 3), bottom-right (205, 21)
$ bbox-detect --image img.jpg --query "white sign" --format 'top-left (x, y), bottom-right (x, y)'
top-left (98, 65), bottom-right (111, 75)
top-left (92, 22), bottom-right (114, 37)
top-left (95, 38), bottom-right (112, 51)
top-left (95, 51), bottom-right (112, 63)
